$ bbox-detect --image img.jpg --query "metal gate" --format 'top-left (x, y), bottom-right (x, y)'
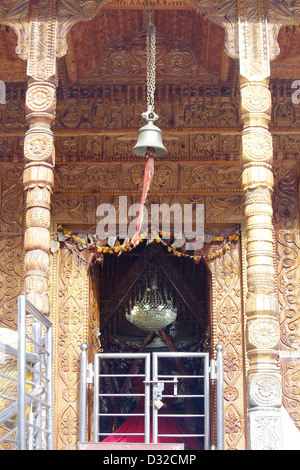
top-left (79, 344), bottom-right (223, 450)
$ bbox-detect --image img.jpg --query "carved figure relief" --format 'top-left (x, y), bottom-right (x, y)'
top-left (180, 165), bottom-right (242, 190)
top-left (193, 134), bottom-right (218, 157)
top-left (2, 103), bottom-right (24, 129)
top-left (273, 103), bottom-right (295, 127)
top-left (55, 165), bottom-right (118, 192)
top-left (179, 102), bottom-right (239, 128)
top-left (62, 105), bottom-right (81, 128)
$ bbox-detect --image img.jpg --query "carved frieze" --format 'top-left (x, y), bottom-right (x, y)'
top-left (179, 101), bottom-right (239, 128)
top-left (1, 102), bottom-right (25, 130)
top-left (1, 77), bottom-right (300, 167)
top-left (52, 163), bottom-right (244, 197)
top-left (121, 162), bottom-right (178, 192)
top-left (1, 81), bottom-right (300, 166)
top-left (180, 165), bottom-right (242, 191)
top-left (52, 195), bottom-right (84, 222)
top-left (54, 164), bottom-right (119, 193)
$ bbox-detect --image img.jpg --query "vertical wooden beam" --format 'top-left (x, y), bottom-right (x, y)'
top-left (238, 0), bottom-right (282, 450)
top-left (23, 0), bottom-right (58, 315)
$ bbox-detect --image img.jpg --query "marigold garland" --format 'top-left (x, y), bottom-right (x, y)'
top-left (56, 224), bottom-right (240, 265)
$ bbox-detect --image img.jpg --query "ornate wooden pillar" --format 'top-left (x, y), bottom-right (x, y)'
top-left (238, 1), bottom-right (282, 449)
top-left (23, 0), bottom-right (58, 316)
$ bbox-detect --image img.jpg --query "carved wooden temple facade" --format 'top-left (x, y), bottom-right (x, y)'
top-left (0, 0), bottom-right (300, 450)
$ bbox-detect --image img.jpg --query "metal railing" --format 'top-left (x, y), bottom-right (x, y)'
top-left (80, 344), bottom-right (224, 450)
top-left (0, 296), bottom-right (53, 450)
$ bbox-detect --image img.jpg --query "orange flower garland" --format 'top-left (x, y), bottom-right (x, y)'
top-left (57, 225), bottom-right (240, 265)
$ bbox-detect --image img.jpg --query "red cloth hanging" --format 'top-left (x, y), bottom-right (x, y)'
top-left (102, 404), bottom-right (203, 450)
top-left (131, 151), bottom-right (155, 246)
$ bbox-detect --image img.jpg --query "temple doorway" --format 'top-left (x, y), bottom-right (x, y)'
top-left (99, 241), bottom-right (209, 354)
top-left (54, 227), bottom-right (246, 449)
top-left (95, 242), bottom-right (212, 449)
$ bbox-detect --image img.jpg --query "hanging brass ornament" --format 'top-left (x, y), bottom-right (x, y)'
top-left (132, 108), bottom-right (167, 157)
top-left (132, 9), bottom-right (167, 158)
top-left (131, 8), bottom-right (167, 246)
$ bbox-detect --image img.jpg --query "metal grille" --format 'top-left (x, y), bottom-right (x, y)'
top-left (152, 351), bottom-right (211, 450)
top-left (92, 353), bottom-right (151, 443)
top-left (80, 345), bottom-right (223, 450)
top-left (0, 296), bottom-right (53, 450)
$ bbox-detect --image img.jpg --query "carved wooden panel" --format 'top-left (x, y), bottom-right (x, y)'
top-left (2, 79), bottom-right (300, 167)
top-left (0, 166), bottom-right (23, 329)
top-left (274, 164), bottom-right (300, 431)
top-left (54, 247), bottom-right (89, 450)
top-left (66, 7), bottom-right (231, 84)
top-left (209, 244), bottom-right (246, 450)
top-left (52, 163), bottom-right (244, 197)
top-left (88, 264), bottom-right (101, 358)
top-left (54, 164), bottom-right (120, 193)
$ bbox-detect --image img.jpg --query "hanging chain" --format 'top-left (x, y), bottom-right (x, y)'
top-left (146, 11), bottom-right (156, 113)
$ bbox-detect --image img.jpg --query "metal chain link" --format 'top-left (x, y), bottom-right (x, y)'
top-left (146, 15), bottom-right (156, 113)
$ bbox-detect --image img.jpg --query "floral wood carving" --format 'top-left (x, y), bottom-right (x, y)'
top-left (0, 166), bottom-right (23, 329)
top-left (274, 164), bottom-right (300, 431)
top-left (274, 165), bottom-right (300, 351)
top-left (55, 247), bottom-right (89, 449)
top-left (209, 245), bottom-right (246, 450)
top-left (89, 30), bottom-right (216, 82)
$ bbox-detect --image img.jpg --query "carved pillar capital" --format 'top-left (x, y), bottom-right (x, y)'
top-left (56, 0), bottom-right (104, 58)
top-left (267, 1), bottom-right (300, 61)
top-left (0, 0), bottom-right (30, 61)
top-left (238, 0), bottom-right (270, 81)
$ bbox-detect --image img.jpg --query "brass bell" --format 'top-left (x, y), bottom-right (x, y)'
top-left (132, 108), bottom-right (167, 157)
